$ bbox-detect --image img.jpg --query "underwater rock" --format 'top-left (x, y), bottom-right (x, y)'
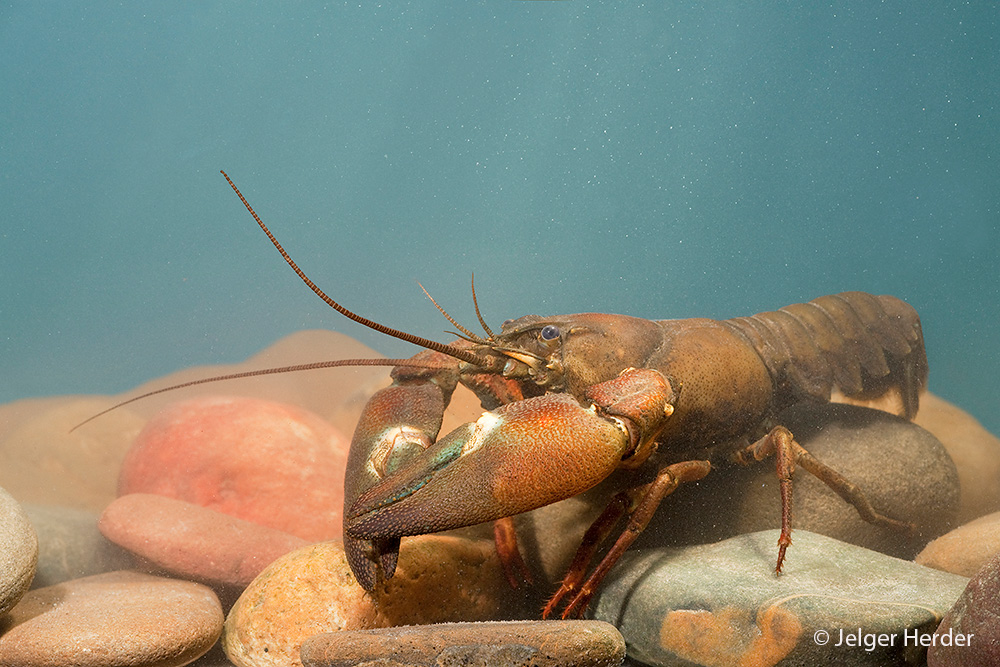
top-left (516, 402), bottom-right (960, 587)
top-left (0, 570), bottom-right (223, 667)
top-left (299, 620), bottom-right (626, 667)
top-left (117, 395), bottom-right (350, 541)
top-left (100, 493), bottom-right (308, 588)
top-left (914, 392), bottom-right (1000, 524)
top-left (0, 397), bottom-right (143, 512)
top-left (709, 402), bottom-right (960, 558)
top-left (25, 503), bottom-right (135, 589)
top-left (916, 510), bottom-right (1000, 578)
top-left (223, 536), bottom-right (531, 667)
top-left (0, 487), bottom-right (37, 616)
top-left (641, 402), bottom-right (958, 557)
top-left (927, 551), bottom-right (1000, 667)
top-left (590, 529), bottom-right (969, 667)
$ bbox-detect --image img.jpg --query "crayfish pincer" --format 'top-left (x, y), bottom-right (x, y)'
top-left (211, 173), bottom-right (928, 619)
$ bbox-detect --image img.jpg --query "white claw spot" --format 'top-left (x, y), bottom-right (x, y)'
top-left (461, 411), bottom-right (502, 456)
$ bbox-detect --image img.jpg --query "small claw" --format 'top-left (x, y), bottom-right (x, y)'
top-left (775, 533), bottom-right (792, 574)
top-left (561, 590), bottom-right (592, 620)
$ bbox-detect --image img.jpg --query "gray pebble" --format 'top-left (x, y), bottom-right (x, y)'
top-left (640, 403), bottom-right (960, 559)
top-left (24, 503), bottom-right (136, 588)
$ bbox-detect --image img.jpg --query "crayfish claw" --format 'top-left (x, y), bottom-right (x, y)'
top-left (344, 535), bottom-right (400, 592)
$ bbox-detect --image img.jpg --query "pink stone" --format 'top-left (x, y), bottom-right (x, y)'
top-left (118, 396), bottom-right (348, 541)
top-left (100, 493), bottom-right (308, 587)
top-left (916, 511), bottom-right (1000, 578)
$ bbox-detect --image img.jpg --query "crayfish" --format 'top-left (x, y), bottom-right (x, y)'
top-left (82, 173), bottom-right (928, 618)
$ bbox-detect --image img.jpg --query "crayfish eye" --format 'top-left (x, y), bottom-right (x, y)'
top-left (539, 325), bottom-right (560, 341)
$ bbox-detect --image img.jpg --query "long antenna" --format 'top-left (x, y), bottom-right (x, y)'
top-left (69, 357), bottom-right (452, 431)
top-left (220, 170), bottom-right (491, 368)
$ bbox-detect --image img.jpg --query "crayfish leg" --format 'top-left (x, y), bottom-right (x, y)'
top-left (735, 425), bottom-right (916, 574)
top-left (544, 459), bottom-right (711, 619)
top-left (493, 516), bottom-right (533, 589)
top-left (736, 426), bottom-right (797, 573)
top-left (794, 443), bottom-right (917, 533)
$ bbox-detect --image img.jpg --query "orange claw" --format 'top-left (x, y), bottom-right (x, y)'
top-left (345, 392), bottom-right (635, 541)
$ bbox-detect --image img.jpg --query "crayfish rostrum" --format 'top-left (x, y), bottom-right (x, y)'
top-left (85, 173), bottom-right (928, 618)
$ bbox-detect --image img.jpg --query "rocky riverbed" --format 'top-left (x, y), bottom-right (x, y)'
top-left (1, 329), bottom-right (998, 667)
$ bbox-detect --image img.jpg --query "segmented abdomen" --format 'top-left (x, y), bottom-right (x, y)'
top-left (722, 292), bottom-right (927, 419)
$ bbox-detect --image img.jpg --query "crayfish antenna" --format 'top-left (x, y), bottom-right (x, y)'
top-left (417, 281), bottom-right (489, 345)
top-left (470, 274), bottom-right (497, 340)
top-left (220, 171), bottom-right (492, 368)
top-left (68, 357), bottom-right (453, 432)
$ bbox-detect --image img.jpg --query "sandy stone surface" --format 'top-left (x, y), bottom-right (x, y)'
top-left (917, 511), bottom-right (1000, 578)
top-left (915, 392), bottom-right (1000, 524)
top-left (592, 530), bottom-right (969, 667)
top-left (300, 620), bottom-right (626, 667)
top-left (223, 537), bottom-right (532, 667)
top-left (0, 570), bottom-right (223, 667)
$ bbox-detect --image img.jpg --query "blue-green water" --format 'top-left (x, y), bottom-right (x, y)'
top-left (2, 3), bottom-right (997, 435)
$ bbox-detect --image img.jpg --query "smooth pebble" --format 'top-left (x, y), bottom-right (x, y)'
top-left (915, 392), bottom-right (1000, 523)
top-left (928, 551), bottom-right (1000, 667)
top-left (117, 396), bottom-right (349, 541)
top-left (100, 493), bottom-right (308, 588)
top-left (300, 620), bottom-right (626, 667)
top-left (223, 536), bottom-right (531, 667)
top-left (0, 570), bottom-right (223, 667)
top-left (0, 487), bottom-right (37, 615)
top-left (25, 503), bottom-right (135, 588)
top-left (916, 510), bottom-right (1000, 578)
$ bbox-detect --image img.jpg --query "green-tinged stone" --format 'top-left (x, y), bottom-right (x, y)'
top-left (591, 529), bottom-right (969, 667)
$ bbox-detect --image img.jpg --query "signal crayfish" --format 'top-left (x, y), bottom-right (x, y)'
top-left (87, 172), bottom-right (930, 619)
